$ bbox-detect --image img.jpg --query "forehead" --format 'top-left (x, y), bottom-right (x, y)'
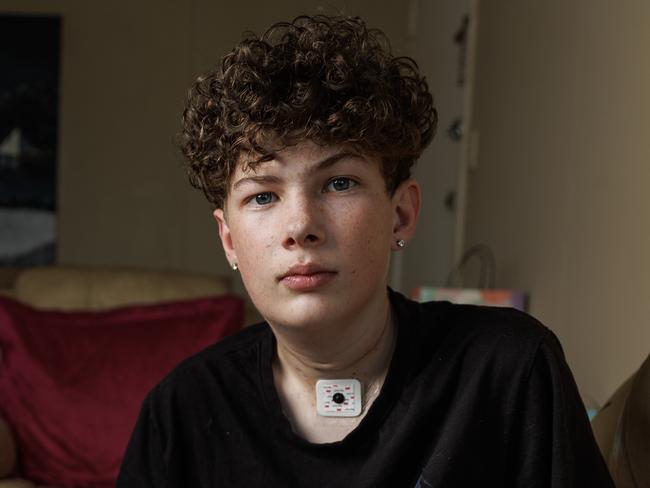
top-left (234, 141), bottom-right (373, 176)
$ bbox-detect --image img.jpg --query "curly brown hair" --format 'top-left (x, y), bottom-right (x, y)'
top-left (180, 14), bottom-right (437, 208)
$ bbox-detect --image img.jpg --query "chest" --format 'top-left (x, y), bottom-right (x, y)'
top-left (275, 380), bottom-right (369, 443)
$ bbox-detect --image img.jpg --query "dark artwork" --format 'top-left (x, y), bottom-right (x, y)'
top-left (0, 15), bottom-right (60, 265)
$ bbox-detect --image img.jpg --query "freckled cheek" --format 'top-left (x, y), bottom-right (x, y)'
top-left (337, 205), bottom-right (392, 276)
top-left (231, 221), bottom-right (277, 272)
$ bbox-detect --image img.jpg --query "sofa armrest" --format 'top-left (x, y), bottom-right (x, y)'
top-left (0, 479), bottom-right (36, 488)
top-left (591, 374), bottom-right (635, 460)
top-left (0, 415), bottom-right (16, 479)
top-left (13, 266), bottom-right (233, 311)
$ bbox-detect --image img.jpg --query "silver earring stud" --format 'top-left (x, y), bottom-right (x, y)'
top-left (397, 239), bottom-right (406, 248)
top-left (231, 263), bottom-right (239, 271)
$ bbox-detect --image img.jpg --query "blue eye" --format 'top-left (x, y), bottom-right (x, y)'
top-left (328, 177), bottom-right (355, 192)
top-left (253, 192), bottom-right (275, 205)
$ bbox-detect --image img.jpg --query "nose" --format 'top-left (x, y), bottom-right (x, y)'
top-left (282, 193), bottom-right (326, 249)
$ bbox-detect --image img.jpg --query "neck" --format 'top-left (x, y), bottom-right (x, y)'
top-left (270, 291), bottom-right (397, 394)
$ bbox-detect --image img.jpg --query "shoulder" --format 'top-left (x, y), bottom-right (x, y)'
top-left (392, 289), bottom-right (551, 345)
top-left (390, 290), bottom-right (560, 379)
top-left (149, 321), bottom-right (271, 402)
top-left (442, 302), bottom-right (560, 370)
top-left (177, 320), bottom-right (270, 367)
top-left (443, 301), bottom-right (551, 346)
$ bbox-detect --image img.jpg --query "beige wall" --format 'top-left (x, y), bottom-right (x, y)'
top-left (1, 1), bottom-right (409, 284)
top-left (466, 0), bottom-right (650, 404)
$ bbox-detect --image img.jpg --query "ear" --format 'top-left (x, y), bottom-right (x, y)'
top-left (391, 179), bottom-right (421, 250)
top-left (213, 208), bottom-right (238, 268)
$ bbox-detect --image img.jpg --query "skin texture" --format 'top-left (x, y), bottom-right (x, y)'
top-left (213, 141), bottom-right (420, 442)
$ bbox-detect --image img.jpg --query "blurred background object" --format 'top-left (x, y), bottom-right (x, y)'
top-left (0, 16), bottom-right (60, 267)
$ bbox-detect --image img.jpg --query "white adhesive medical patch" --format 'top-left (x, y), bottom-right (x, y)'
top-left (315, 378), bottom-right (362, 417)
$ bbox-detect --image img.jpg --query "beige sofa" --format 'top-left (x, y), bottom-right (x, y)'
top-left (0, 265), bottom-right (259, 487)
top-left (591, 353), bottom-right (650, 487)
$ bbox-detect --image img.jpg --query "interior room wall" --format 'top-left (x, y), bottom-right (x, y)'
top-left (466, 0), bottom-right (650, 405)
top-left (1, 1), bottom-right (409, 284)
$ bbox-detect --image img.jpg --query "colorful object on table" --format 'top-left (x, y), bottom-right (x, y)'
top-left (411, 287), bottom-right (528, 312)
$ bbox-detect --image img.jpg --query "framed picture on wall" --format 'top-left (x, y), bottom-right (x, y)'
top-left (0, 15), bottom-right (61, 266)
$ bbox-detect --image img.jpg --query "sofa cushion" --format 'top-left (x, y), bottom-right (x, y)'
top-left (0, 294), bottom-right (243, 487)
top-left (591, 374), bottom-right (635, 460)
top-left (608, 353), bottom-right (650, 487)
top-left (12, 266), bottom-right (231, 311)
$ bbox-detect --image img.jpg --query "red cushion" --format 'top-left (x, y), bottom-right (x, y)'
top-left (0, 295), bottom-right (243, 487)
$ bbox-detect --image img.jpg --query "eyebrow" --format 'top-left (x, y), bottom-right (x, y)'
top-left (231, 151), bottom-right (363, 191)
top-left (232, 174), bottom-right (282, 191)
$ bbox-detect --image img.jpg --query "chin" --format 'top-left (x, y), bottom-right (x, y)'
top-left (245, 274), bottom-right (388, 328)
top-left (261, 291), bottom-right (352, 329)
top-left (278, 289), bottom-right (387, 331)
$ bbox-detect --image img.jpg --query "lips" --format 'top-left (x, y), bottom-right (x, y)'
top-left (279, 263), bottom-right (337, 291)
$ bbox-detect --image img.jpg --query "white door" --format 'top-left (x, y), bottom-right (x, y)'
top-left (392, 0), bottom-right (478, 294)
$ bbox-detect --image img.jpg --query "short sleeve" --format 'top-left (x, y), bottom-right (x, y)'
top-left (116, 392), bottom-right (167, 488)
top-left (509, 330), bottom-right (615, 487)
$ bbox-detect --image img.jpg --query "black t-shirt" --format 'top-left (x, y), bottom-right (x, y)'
top-left (117, 290), bottom-right (614, 487)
